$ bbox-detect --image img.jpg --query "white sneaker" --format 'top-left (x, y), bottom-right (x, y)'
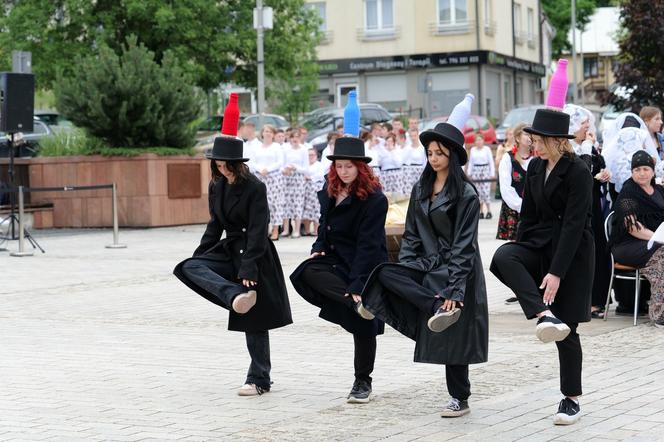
top-left (232, 290), bottom-right (257, 314)
top-left (535, 316), bottom-right (571, 343)
top-left (427, 307), bottom-right (461, 333)
top-left (355, 302), bottom-right (375, 320)
top-left (237, 383), bottom-right (269, 396)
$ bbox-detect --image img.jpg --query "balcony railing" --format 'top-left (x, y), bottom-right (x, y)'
top-left (514, 30), bottom-right (527, 45)
top-left (319, 30), bottom-right (334, 45)
top-left (483, 20), bottom-right (497, 36)
top-left (527, 33), bottom-right (537, 49)
top-left (429, 20), bottom-right (475, 36)
top-left (356, 25), bottom-right (401, 41)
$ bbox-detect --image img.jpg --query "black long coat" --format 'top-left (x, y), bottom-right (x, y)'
top-left (362, 181), bottom-right (489, 365)
top-left (173, 175), bottom-right (292, 332)
top-left (290, 185), bottom-right (388, 336)
top-left (491, 155), bottom-right (594, 323)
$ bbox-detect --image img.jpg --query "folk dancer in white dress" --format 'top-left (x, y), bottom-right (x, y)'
top-left (466, 133), bottom-right (496, 219)
top-left (250, 124), bottom-right (284, 240)
top-left (280, 128), bottom-right (310, 238)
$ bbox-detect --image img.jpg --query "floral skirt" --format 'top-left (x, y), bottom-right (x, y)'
top-left (281, 171), bottom-right (307, 219)
top-left (254, 170), bottom-right (283, 226)
top-left (642, 246), bottom-right (664, 322)
top-left (381, 168), bottom-right (406, 194)
top-left (470, 164), bottom-right (492, 204)
top-left (303, 179), bottom-right (323, 221)
top-left (496, 202), bottom-right (519, 241)
top-left (403, 165), bottom-right (425, 196)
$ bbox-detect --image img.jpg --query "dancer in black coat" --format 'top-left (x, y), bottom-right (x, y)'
top-left (490, 109), bottom-right (593, 426)
top-left (362, 118), bottom-right (489, 418)
top-left (174, 106), bottom-right (292, 396)
top-left (290, 136), bottom-right (388, 404)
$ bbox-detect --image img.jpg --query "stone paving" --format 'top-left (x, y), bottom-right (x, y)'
top-left (1, 205), bottom-right (663, 441)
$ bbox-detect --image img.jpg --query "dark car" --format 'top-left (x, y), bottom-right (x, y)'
top-left (196, 113), bottom-right (289, 141)
top-left (0, 118), bottom-right (54, 158)
top-left (495, 105), bottom-right (546, 142)
top-left (300, 104), bottom-right (392, 145)
top-left (420, 115), bottom-right (497, 145)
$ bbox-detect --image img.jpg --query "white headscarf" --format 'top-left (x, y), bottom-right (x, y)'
top-left (602, 112), bottom-right (653, 148)
top-left (563, 104), bottom-right (596, 136)
top-left (602, 112), bottom-right (659, 178)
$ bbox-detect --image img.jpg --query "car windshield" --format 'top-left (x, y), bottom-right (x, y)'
top-left (500, 108), bottom-right (540, 128)
top-left (300, 111), bottom-right (338, 131)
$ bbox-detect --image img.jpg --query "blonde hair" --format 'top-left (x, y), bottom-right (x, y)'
top-left (511, 122), bottom-right (531, 166)
top-left (538, 136), bottom-right (573, 161)
top-left (640, 106), bottom-right (662, 124)
top-left (261, 124), bottom-right (277, 137)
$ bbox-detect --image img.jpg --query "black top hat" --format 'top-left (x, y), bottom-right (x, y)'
top-left (327, 136), bottom-right (372, 163)
top-left (419, 122), bottom-right (468, 165)
top-left (206, 135), bottom-right (249, 162)
top-left (524, 109), bottom-right (575, 139)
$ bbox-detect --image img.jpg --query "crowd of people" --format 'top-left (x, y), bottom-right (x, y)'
top-left (173, 91), bottom-right (664, 429)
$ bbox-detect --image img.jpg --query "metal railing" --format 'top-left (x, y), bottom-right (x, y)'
top-left (4, 183), bottom-right (126, 257)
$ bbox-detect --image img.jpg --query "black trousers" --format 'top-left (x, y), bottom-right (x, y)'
top-left (491, 243), bottom-right (583, 396)
top-left (301, 261), bottom-right (377, 384)
top-left (377, 265), bottom-right (441, 315)
top-left (181, 258), bottom-right (272, 390)
top-left (377, 266), bottom-right (471, 400)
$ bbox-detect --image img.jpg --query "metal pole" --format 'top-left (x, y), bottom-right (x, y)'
top-left (257, 0), bottom-right (265, 131)
top-left (106, 183), bottom-right (127, 249)
top-left (10, 186), bottom-right (33, 257)
top-left (571, 0), bottom-right (577, 103)
top-left (580, 30), bottom-right (585, 105)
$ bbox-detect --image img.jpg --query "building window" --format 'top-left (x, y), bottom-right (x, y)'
top-left (584, 58), bottom-right (599, 78)
top-left (438, 0), bottom-right (468, 25)
top-left (527, 7), bottom-right (534, 40)
top-left (307, 2), bottom-right (327, 31)
top-left (513, 3), bottom-right (521, 34)
top-left (365, 0), bottom-right (394, 31)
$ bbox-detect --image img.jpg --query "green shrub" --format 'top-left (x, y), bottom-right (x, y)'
top-left (54, 36), bottom-right (200, 149)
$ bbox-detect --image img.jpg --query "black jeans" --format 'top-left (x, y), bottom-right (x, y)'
top-left (181, 259), bottom-right (271, 390)
top-left (181, 258), bottom-right (244, 308)
top-left (377, 266), bottom-right (441, 315)
top-left (245, 331), bottom-right (271, 390)
top-left (301, 261), bottom-right (377, 384)
top-left (491, 243), bottom-right (583, 396)
top-left (446, 365), bottom-right (471, 401)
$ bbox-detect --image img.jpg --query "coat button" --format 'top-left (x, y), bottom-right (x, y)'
top-left (327, 226), bottom-right (331, 231)
top-left (240, 249), bottom-right (244, 254)
top-left (242, 228), bottom-right (247, 232)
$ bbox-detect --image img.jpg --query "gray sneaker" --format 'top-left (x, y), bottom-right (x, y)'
top-left (347, 379), bottom-right (372, 404)
top-left (232, 290), bottom-right (257, 314)
top-left (427, 307), bottom-right (461, 332)
top-left (440, 398), bottom-right (470, 417)
top-left (355, 302), bottom-right (375, 320)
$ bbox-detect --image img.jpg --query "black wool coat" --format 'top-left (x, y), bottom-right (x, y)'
top-left (362, 181), bottom-right (489, 365)
top-left (491, 155), bottom-right (594, 323)
top-left (173, 175), bottom-right (292, 332)
top-left (290, 185), bottom-right (389, 336)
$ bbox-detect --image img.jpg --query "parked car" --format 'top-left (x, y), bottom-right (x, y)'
top-left (34, 110), bottom-right (74, 133)
top-left (0, 118), bottom-right (54, 157)
top-left (420, 115), bottom-right (497, 145)
top-left (495, 105), bottom-right (546, 142)
top-left (197, 113), bottom-right (289, 140)
top-left (300, 104), bottom-right (392, 146)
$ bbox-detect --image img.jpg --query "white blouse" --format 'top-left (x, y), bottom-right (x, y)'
top-left (498, 153), bottom-right (532, 212)
top-left (250, 143), bottom-right (283, 173)
top-left (401, 143), bottom-right (427, 166)
top-left (380, 147), bottom-right (403, 170)
top-left (282, 144), bottom-right (309, 173)
top-left (466, 145), bottom-right (496, 177)
top-left (307, 160), bottom-right (327, 185)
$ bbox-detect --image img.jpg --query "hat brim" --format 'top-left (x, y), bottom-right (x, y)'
top-left (419, 130), bottom-right (468, 165)
top-left (206, 153), bottom-right (250, 162)
top-left (327, 155), bottom-right (372, 163)
top-left (523, 127), bottom-right (575, 139)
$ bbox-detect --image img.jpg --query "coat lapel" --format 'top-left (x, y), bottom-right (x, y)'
top-left (543, 156), bottom-right (571, 202)
top-left (218, 179), bottom-right (243, 224)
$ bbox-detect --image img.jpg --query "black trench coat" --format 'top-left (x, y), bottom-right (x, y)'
top-left (290, 185), bottom-right (388, 336)
top-left (490, 155), bottom-right (594, 323)
top-left (173, 175), bottom-right (292, 332)
top-left (362, 181), bottom-right (489, 365)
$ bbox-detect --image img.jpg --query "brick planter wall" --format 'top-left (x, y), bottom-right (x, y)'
top-left (25, 154), bottom-right (211, 228)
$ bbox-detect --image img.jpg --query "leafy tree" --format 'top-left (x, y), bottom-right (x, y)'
top-left (608, 0), bottom-right (664, 110)
top-left (0, 0), bottom-right (321, 114)
top-left (54, 38), bottom-right (200, 148)
top-left (542, 0), bottom-right (597, 57)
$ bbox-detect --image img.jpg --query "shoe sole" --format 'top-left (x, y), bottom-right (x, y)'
top-left (553, 412), bottom-right (581, 425)
top-left (440, 408), bottom-right (471, 418)
top-left (232, 290), bottom-right (257, 314)
top-left (357, 304), bottom-right (375, 320)
top-left (428, 308), bottom-right (461, 333)
top-left (347, 394), bottom-right (371, 404)
top-left (536, 322), bottom-right (571, 343)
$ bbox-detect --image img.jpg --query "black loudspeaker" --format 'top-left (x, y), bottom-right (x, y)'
top-left (0, 72), bottom-right (35, 133)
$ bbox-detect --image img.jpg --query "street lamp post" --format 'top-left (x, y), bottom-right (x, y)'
top-left (571, 0), bottom-right (577, 103)
top-left (256, 0), bottom-right (265, 130)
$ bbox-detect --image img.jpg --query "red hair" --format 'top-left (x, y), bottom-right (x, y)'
top-left (327, 160), bottom-right (382, 200)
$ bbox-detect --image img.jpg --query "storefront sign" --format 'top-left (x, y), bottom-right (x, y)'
top-left (319, 51), bottom-right (544, 76)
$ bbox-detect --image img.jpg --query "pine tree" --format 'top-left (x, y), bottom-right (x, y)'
top-left (609, 0), bottom-right (664, 110)
top-left (54, 38), bottom-right (199, 149)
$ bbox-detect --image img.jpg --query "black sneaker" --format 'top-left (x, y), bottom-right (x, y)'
top-left (654, 320), bottom-right (664, 329)
top-left (535, 316), bottom-right (571, 343)
top-left (347, 379), bottom-right (372, 404)
top-left (504, 296), bottom-right (518, 305)
top-left (427, 306), bottom-right (461, 333)
top-left (440, 398), bottom-right (470, 418)
top-left (479, 213), bottom-right (485, 219)
top-left (486, 212), bottom-right (493, 219)
top-left (553, 397), bottom-right (581, 425)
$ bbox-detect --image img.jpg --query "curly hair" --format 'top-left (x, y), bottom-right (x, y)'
top-left (327, 160), bottom-right (381, 200)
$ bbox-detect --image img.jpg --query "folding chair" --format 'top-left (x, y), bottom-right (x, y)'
top-left (603, 211), bottom-right (648, 326)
